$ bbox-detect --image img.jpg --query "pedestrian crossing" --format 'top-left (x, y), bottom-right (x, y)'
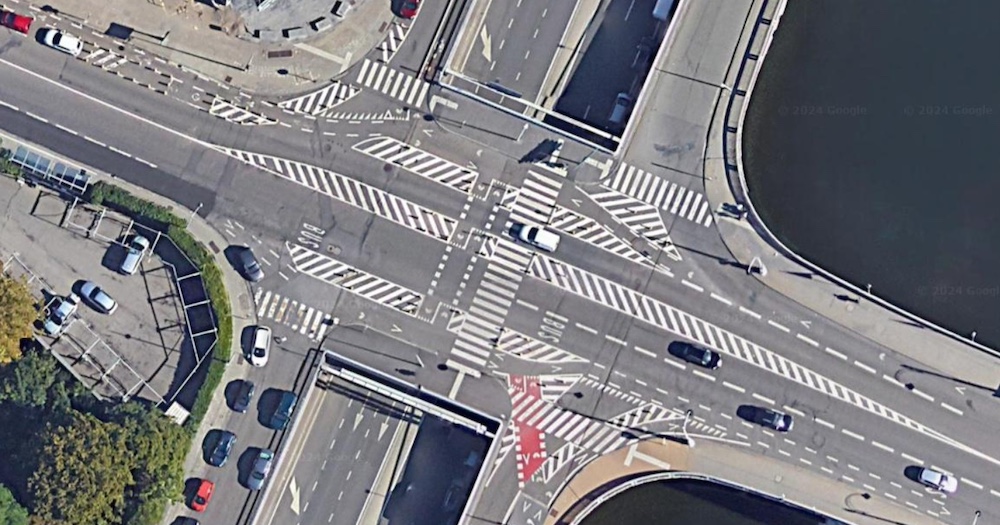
top-left (510, 390), bottom-right (631, 460)
top-left (527, 253), bottom-right (964, 445)
top-left (288, 243), bottom-right (422, 314)
top-left (534, 441), bottom-right (581, 484)
top-left (376, 22), bottom-right (409, 63)
top-left (215, 147), bottom-right (457, 241)
top-left (602, 163), bottom-right (714, 227)
top-left (276, 82), bottom-right (360, 116)
top-left (253, 289), bottom-right (332, 341)
top-left (356, 59), bottom-right (429, 107)
top-left (497, 329), bottom-right (587, 364)
top-left (446, 242), bottom-right (534, 375)
top-left (82, 47), bottom-right (128, 70)
top-left (352, 137), bottom-right (478, 193)
top-left (505, 171), bottom-right (562, 226)
top-left (548, 205), bottom-right (679, 267)
top-left (209, 97), bottom-right (277, 126)
top-left (323, 109), bottom-right (410, 122)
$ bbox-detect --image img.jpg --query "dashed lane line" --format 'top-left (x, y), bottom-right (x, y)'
top-left (871, 440), bottom-right (894, 453)
top-left (841, 428), bottom-right (865, 441)
top-left (795, 333), bottom-right (819, 347)
top-left (767, 320), bottom-right (790, 332)
top-left (824, 347), bottom-right (847, 360)
top-left (883, 374), bottom-right (904, 388)
top-left (961, 478), bottom-right (984, 490)
top-left (681, 280), bottom-right (704, 293)
top-left (634, 346), bottom-right (656, 358)
top-left (853, 360), bottom-right (877, 374)
top-left (691, 369), bottom-right (716, 382)
top-left (663, 358), bottom-right (686, 371)
top-left (710, 293), bottom-right (732, 306)
top-left (814, 417), bottom-right (835, 429)
top-left (575, 322), bottom-right (597, 334)
top-left (738, 306), bottom-right (761, 319)
top-left (751, 392), bottom-right (775, 405)
top-left (940, 402), bottom-right (963, 416)
top-left (722, 381), bottom-right (745, 394)
top-left (912, 389), bottom-right (935, 403)
top-left (781, 405), bottom-right (804, 417)
top-left (900, 452), bottom-right (924, 465)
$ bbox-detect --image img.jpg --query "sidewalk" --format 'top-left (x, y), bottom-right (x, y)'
top-left (544, 439), bottom-right (941, 525)
top-left (32, 0), bottom-right (396, 97)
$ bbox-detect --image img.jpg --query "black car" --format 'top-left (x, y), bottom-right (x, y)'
top-left (756, 408), bottom-right (793, 432)
top-left (268, 391), bottom-right (299, 430)
top-left (237, 246), bottom-right (264, 282)
top-left (674, 342), bottom-right (721, 369)
top-left (207, 431), bottom-right (237, 467)
top-left (233, 380), bottom-right (255, 413)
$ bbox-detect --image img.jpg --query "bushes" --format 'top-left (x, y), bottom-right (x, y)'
top-left (86, 182), bottom-right (186, 230)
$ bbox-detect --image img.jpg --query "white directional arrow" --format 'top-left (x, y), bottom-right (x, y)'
top-left (800, 320), bottom-right (811, 329)
top-left (956, 386), bottom-right (967, 395)
top-left (391, 324), bottom-right (402, 333)
top-left (571, 198), bottom-right (582, 207)
top-left (358, 311), bottom-right (365, 320)
top-left (422, 129), bottom-right (434, 137)
top-left (479, 26), bottom-right (492, 62)
top-left (379, 421), bottom-right (389, 440)
top-left (354, 413), bottom-right (364, 430)
top-left (467, 161), bottom-right (478, 170)
top-left (289, 478), bottom-right (301, 515)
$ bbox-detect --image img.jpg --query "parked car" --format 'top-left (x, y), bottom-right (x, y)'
top-left (0, 10), bottom-right (33, 34)
top-left (249, 326), bottom-right (271, 367)
top-left (247, 449), bottom-right (274, 490)
top-left (671, 341), bottom-right (721, 369)
top-left (190, 479), bottom-right (214, 512)
top-left (233, 380), bottom-right (255, 413)
top-left (207, 431), bottom-right (236, 467)
top-left (400, 0), bottom-right (421, 18)
top-left (174, 518), bottom-right (200, 525)
top-left (42, 29), bottom-right (84, 57)
top-left (237, 246), bottom-right (264, 282)
top-left (42, 293), bottom-right (80, 336)
top-left (755, 407), bottom-right (793, 432)
top-left (510, 222), bottom-right (560, 252)
top-left (80, 281), bottom-right (118, 314)
top-left (916, 467), bottom-right (958, 493)
top-left (268, 391), bottom-right (298, 430)
top-left (119, 235), bottom-right (150, 275)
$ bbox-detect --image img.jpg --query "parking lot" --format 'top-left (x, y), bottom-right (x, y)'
top-left (0, 176), bottom-right (191, 405)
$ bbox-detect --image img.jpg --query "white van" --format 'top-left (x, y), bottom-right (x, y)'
top-left (608, 92), bottom-right (633, 126)
top-left (513, 222), bottom-right (560, 252)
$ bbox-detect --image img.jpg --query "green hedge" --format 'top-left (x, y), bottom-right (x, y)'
top-left (83, 181), bottom-right (231, 433)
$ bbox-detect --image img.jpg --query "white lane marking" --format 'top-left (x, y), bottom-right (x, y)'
top-left (884, 492), bottom-right (896, 500)
top-left (853, 360), bottom-right (876, 374)
top-left (757, 441), bottom-right (769, 449)
top-left (940, 402), bottom-right (963, 416)
top-left (868, 472), bottom-right (881, 480)
top-left (882, 374), bottom-right (904, 387)
top-left (824, 346), bottom-right (847, 360)
top-left (751, 393), bottom-right (775, 405)
top-left (663, 358), bottom-right (686, 371)
top-left (634, 379), bottom-right (647, 386)
top-left (677, 396), bottom-right (690, 403)
top-left (83, 135), bottom-right (107, 147)
top-left (655, 387), bottom-right (669, 396)
top-left (709, 293), bottom-right (732, 306)
top-left (990, 489), bottom-right (1000, 498)
top-left (871, 440), bottom-right (894, 453)
top-left (691, 369), bottom-right (716, 382)
top-left (605, 335), bottom-right (627, 345)
top-left (804, 447), bottom-right (817, 454)
top-left (900, 452), bottom-right (924, 465)
top-left (109, 146), bottom-right (132, 158)
top-left (795, 333), bottom-right (819, 347)
top-left (722, 381), bottom-right (746, 393)
top-left (25, 111), bottom-right (48, 123)
top-left (825, 455), bottom-right (839, 463)
top-left (961, 478), bottom-right (983, 490)
top-left (799, 458), bottom-right (812, 466)
top-left (55, 123), bottom-right (78, 135)
top-left (739, 306), bottom-right (761, 319)
top-left (781, 405), bottom-right (804, 417)
top-left (912, 389), bottom-right (935, 402)
top-left (778, 449), bottom-right (791, 457)
top-left (821, 467), bottom-right (834, 474)
top-left (135, 157), bottom-right (158, 168)
top-left (634, 346), bottom-right (656, 358)
top-left (841, 428), bottom-right (865, 441)
top-left (783, 438), bottom-right (796, 446)
top-left (890, 482), bottom-right (903, 489)
top-left (847, 464), bottom-right (860, 472)
top-left (576, 322), bottom-right (598, 334)
top-left (0, 100), bottom-right (19, 111)
top-left (814, 417), bottom-right (835, 429)
top-left (767, 320), bottom-right (790, 333)
top-left (681, 280), bottom-right (704, 292)
top-left (697, 404), bottom-right (712, 412)
top-left (516, 299), bottom-right (539, 311)
top-left (842, 475), bottom-right (855, 483)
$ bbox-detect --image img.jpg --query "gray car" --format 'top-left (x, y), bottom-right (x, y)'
top-left (247, 449), bottom-right (274, 490)
top-left (237, 247), bottom-right (264, 282)
top-left (80, 281), bottom-right (117, 315)
top-left (119, 235), bottom-right (150, 275)
top-left (42, 293), bottom-right (80, 336)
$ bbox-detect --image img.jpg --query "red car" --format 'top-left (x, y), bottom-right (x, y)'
top-left (190, 479), bottom-right (215, 512)
top-left (400, 0), bottom-right (420, 18)
top-left (0, 10), bottom-right (32, 34)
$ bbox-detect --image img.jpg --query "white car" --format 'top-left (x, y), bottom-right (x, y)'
top-left (42, 293), bottom-right (80, 336)
top-left (43, 29), bottom-right (83, 57)
top-left (119, 235), bottom-right (150, 275)
top-left (511, 222), bottom-right (560, 252)
top-left (917, 467), bottom-right (958, 493)
top-left (249, 326), bottom-right (271, 367)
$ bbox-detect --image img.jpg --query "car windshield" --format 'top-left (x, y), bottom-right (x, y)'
top-left (253, 347), bottom-right (266, 357)
top-left (52, 33), bottom-right (62, 45)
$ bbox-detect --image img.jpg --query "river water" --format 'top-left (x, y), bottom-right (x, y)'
top-left (742, 0), bottom-right (1000, 349)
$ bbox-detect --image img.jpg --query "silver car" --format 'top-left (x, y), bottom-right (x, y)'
top-left (119, 235), bottom-right (150, 275)
top-left (42, 293), bottom-right (80, 335)
top-left (248, 449), bottom-right (274, 490)
top-left (80, 281), bottom-right (118, 314)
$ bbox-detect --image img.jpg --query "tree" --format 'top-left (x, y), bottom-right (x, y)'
top-left (0, 350), bottom-right (59, 408)
top-left (0, 484), bottom-right (28, 525)
top-left (0, 276), bottom-right (36, 364)
top-left (29, 412), bottom-right (133, 525)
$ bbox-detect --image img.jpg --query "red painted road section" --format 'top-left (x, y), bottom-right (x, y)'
top-left (509, 375), bottom-right (547, 486)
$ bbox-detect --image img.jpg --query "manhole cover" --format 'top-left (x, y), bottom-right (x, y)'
top-left (327, 245), bottom-right (341, 255)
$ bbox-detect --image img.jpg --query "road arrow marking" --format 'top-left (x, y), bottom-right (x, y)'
top-left (354, 413), bottom-right (364, 430)
top-left (379, 421), bottom-right (389, 440)
top-left (956, 386), bottom-right (966, 395)
top-left (422, 128), bottom-right (434, 137)
top-left (358, 311), bottom-right (365, 320)
top-left (801, 320), bottom-right (811, 329)
top-left (467, 161), bottom-right (478, 170)
top-left (391, 324), bottom-right (402, 333)
top-left (290, 478), bottom-right (301, 514)
top-left (571, 198), bottom-right (582, 207)
top-left (479, 26), bottom-right (492, 62)
top-left (429, 94), bottom-right (458, 112)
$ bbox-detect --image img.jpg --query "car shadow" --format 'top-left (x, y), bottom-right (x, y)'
top-left (902, 465), bottom-right (923, 483)
top-left (223, 245), bottom-right (250, 280)
top-left (101, 240), bottom-right (128, 273)
top-left (240, 325), bottom-right (256, 363)
top-left (735, 405), bottom-right (760, 424)
top-left (182, 478), bottom-right (202, 509)
top-left (236, 446), bottom-right (261, 489)
top-left (223, 379), bottom-right (244, 410)
top-left (202, 429), bottom-right (222, 464)
top-left (257, 388), bottom-right (284, 428)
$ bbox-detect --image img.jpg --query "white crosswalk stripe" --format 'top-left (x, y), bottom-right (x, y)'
top-left (356, 59), bottom-right (429, 107)
top-left (446, 242), bottom-right (533, 374)
top-left (215, 147), bottom-right (457, 241)
top-left (277, 82), bottom-right (360, 116)
top-left (534, 441), bottom-right (581, 484)
top-left (603, 163), bottom-right (713, 227)
top-left (323, 109), bottom-right (409, 122)
top-left (528, 253), bottom-right (977, 450)
top-left (376, 22), bottom-right (409, 63)
top-left (209, 97), bottom-right (277, 125)
top-left (548, 205), bottom-right (678, 267)
top-left (507, 171), bottom-right (562, 226)
top-left (353, 136), bottom-right (478, 193)
top-left (288, 243), bottom-right (422, 314)
top-left (83, 47), bottom-right (128, 70)
top-left (497, 328), bottom-right (587, 364)
top-left (253, 289), bottom-right (331, 341)
top-left (536, 374), bottom-right (582, 402)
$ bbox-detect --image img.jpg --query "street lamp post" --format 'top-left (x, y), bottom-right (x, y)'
top-left (682, 409), bottom-right (695, 448)
top-left (972, 510), bottom-right (981, 525)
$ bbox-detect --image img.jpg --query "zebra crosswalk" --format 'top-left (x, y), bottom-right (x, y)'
top-left (505, 171), bottom-right (562, 226)
top-left (497, 329), bottom-right (587, 364)
top-left (82, 47), bottom-right (128, 70)
top-left (446, 242), bottom-right (533, 375)
top-left (548, 205), bottom-right (679, 266)
top-left (375, 22), bottom-right (409, 63)
top-left (276, 82), bottom-right (359, 116)
top-left (215, 147), bottom-right (457, 241)
top-left (602, 163), bottom-right (714, 227)
top-left (288, 243), bottom-right (422, 314)
top-left (209, 97), bottom-right (277, 126)
top-left (352, 137), bottom-right (478, 193)
top-left (254, 289), bottom-right (332, 341)
top-left (356, 59), bottom-right (429, 107)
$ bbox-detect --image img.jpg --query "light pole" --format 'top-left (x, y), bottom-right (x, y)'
top-left (516, 122), bottom-right (529, 142)
top-left (973, 510), bottom-right (981, 525)
top-left (682, 409), bottom-right (695, 448)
